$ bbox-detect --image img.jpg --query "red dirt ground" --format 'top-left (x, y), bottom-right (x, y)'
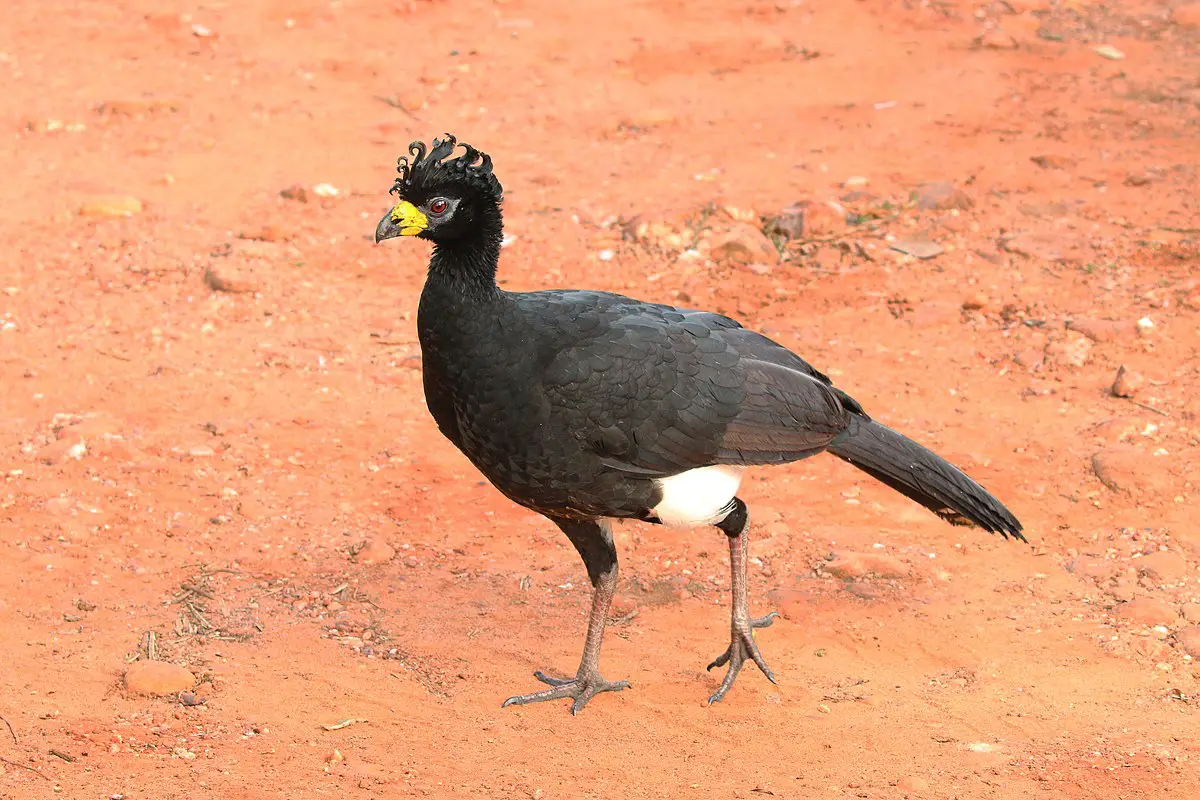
top-left (2, 0), bottom-right (1199, 797)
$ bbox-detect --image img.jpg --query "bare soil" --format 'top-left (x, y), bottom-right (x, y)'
top-left (2, 1), bottom-right (1198, 798)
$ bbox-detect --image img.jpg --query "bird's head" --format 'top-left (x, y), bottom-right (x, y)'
top-left (374, 134), bottom-right (504, 247)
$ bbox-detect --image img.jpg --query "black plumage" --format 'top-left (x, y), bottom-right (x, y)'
top-left (375, 134), bottom-right (1025, 714)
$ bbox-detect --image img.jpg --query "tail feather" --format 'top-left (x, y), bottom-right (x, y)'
top-left (827, 417), bottom-right (1025, 541)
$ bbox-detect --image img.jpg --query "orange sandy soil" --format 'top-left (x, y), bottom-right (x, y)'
top-left (2, 0), bottom-right (1199, 798)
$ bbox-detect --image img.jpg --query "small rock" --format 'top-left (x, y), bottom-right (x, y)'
top-left (897, 776), bottom-right (930, 793)
top-left (1174, 626), bottom-right (1200, 658)
top-left (1137, 551), bottom-right (1190, 584)
top-left (915, 182), bottom-right (973, 211)
top-left (889, 239), bottom-right (944, 260)
top-left (1030, 154), bottom-right (1076, 170)
top-left (188, 445), bottom-right (215, 458)
top-left (721, 205), bottom-right (759, 225)
top-left (1066, 318), bottom-right (1134, 343)
top-left (1173, 4), bottom-right (1200, 28)
top-left (79, 196), bottom-right (143, 218)
top-left (1124, 172), bottom-right (1159, 187)
top-left (356, 539), bottom-right (396, 566)
top-left (1045, 332), bottom-right (1092, 368)
top-left (961, 293), bottom-right (990, 311)
top-left (1111, 365), bottom-right (1144, 398)
top-left (766, 200), bottom-right (846, 240)
top-left (280, 185), bottom-right (309, 202)
top-left (312, 183), bottom-right (339, 198)
top-left (40, 433), bottom-right (87, 464)
top-left (204, 265), bottom-right (260, 294)
top-left (826, 552), bottom-right (910, 580)
top-left (1092, 44), bottom-right (1125, 61)
top-left (1090, 417), bottom-right (1144, 444)
top-left (976, 28), bottom-right (1018, 49)
top-left (125, 661), bottom-right (196, 695)
top-left (709, 223), bottom-right (779, 266)
top-left (1181, 603), bottom-right (1200, 624)
top-left (1115, 597), bottom-right (1178, 627)
top-left (1092, 447), bottom-right (1171, 495)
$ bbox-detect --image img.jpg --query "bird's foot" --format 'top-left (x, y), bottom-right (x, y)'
top-left (706, 611), bottom-right (779, 704)
top-left (501, 669), bottom-right (631, 715)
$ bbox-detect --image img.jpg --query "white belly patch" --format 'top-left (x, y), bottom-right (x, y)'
top-left (651, 465), bottom-right (745, 528)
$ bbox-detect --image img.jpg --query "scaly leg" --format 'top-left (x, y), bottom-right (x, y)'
top-left (707, 498), bottom-right (779, 704)
top-left (502, 518), bottom-right (630, 714)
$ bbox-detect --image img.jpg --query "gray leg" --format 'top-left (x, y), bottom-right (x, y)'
top-left (707, 498), bottom-right (779, 704)
top-left (502, 517), bottom-right (630, 714)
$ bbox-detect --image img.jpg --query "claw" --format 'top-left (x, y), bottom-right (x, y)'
top-left (706, 610), bottom-right (779, 704)
top-left (502, 669), bottom-right (631, 714)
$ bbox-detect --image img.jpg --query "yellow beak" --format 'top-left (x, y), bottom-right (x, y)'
top-left (374, 200), bottom-right (428, 242)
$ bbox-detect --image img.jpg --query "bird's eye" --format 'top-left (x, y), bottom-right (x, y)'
top-left (429, 198), bottom-right (449, 215)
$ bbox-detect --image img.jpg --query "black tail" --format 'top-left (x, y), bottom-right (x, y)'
top-left (826, 417), bottom-right (1025, 541)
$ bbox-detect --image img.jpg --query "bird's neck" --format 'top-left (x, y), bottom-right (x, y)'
top-left (426, 205), bottom-right (504, 299)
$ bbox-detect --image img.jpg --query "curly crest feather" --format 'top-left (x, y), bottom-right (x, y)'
top-left (391, 133), bottom-right (503, 201)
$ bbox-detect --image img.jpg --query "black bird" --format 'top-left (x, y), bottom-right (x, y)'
top-left (374, 134), bottom-right (1025, 714)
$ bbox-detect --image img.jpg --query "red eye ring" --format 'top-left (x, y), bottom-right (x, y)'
top-left (429, 198), bottom-right (448, 215)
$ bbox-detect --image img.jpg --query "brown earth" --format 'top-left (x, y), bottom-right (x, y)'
top-left (2, 0), bottom-right (1199, 798)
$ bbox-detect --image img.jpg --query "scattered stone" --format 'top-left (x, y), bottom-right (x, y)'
top-left (188, 445), bottom-right (216, 458)
top-left (280, 185), bottom-right (309, 202)
top-left (1066, 318), bottom-right (1134, 343)
top-left (721, 205), bottom-right (759, 225)
top-left (1136, 316), bottom-right (1155, 337)
top-left (1092, 44), bottom-right (1125, 61)
top-left (709, 223), bottom-right (779, 266)
top-left (312, 183), bottom-right (339, 198)
top-left (356, 539), bottom-right (396, 566)
top-left (915, 181), bottom-right (973, 211)
top-left (125, 661), bottom-right (196, 695)
top-left (1115, 597), bottom-right (1178, 627)
top-left (961, 293), bottom-right (990, 311)
top-left (976, 28), bottom-right (1018, 49)
top-left (889, 239), bottom-right (944, 260)
top-left (826, 552), bottom-right (910, 580)
top-left (1044, 332), bottom-right (1092, 368)
top-left (1137, 551), bottom-right (1190, 584)
top-left (1124, 171), bottom-right (1159, 187)
top-left (1030, 154), bottom-right (1076, 170)
top-left (204, 264), bottom-right (260, 294)
top-left (79, 196), bottom-right (143, 218)
top-left (1177, 627), bottom-right (1200, 658)
top-left (1090, 417), bottom-right (1144, 444)
top-left (1173, 4), bottom-right (1200, 28)
top-left (1111, 365), bottom-right (1144, 398)
top-left (40, 433), bottom-right (87, 464)
top-left (765, 200), bottom-right (846, 241)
